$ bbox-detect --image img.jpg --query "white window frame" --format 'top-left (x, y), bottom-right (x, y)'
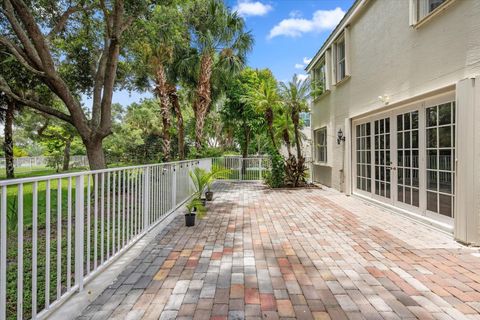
top-left (335, 35), bottom-right (346, 83)
top-left (409, 0), bottom-right (456, 27)
top-left (313, 58), bottom-right (326, 95)
top-left (315, 127), bottom-right (327, 163)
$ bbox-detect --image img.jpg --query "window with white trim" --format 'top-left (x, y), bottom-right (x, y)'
top-left (334, 35), bottom-right (346, 83)
top-left (410, 0), bottom-right (452, 25)
top-left (312, 58), bottom-right (326, 95)
top-left (315, 127), bottom-right (327, 163)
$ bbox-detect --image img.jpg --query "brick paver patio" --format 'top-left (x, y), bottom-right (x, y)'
top-left (78, 182), bottom-right (480, 320)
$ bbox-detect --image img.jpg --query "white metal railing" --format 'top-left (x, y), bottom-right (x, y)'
top-left (0, 157), bottom-right (267, 320)
top-left (0, 156), bottom-right (89, 171)
top-left (0, 158), bottom-right (214, 320)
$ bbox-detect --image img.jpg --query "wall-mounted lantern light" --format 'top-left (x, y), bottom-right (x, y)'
top-left (337, 129), bottom-right (345, 145)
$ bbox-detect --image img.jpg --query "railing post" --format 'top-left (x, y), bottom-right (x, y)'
top-left (172, 166), bottom-right (177, 208)
top-left (75, 175), bottom-right (84, 292)
top-left (143, 167), bottom-right (150, 230)
top-left (0, 187), bottom-right (6, 320)
top-left (259, 158), bottom-right (262, 180)
top-left (240, 158), bottom-right (243, 181)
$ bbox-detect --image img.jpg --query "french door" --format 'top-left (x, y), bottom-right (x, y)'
top-left (352, 97), bottom-right (455, 224)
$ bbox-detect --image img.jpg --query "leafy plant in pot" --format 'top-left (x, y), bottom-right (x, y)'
top-left (189, 166), bottom-right (231, 204)
top-left (189, 167), bottom-right (210, 205)
top-left (185, 198), bottom-right (206, 227)
top-left (204, 166), bottom-right (231, 201)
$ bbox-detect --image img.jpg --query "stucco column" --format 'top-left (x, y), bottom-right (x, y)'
top-left (454, 77), bottom-right (480, 245)
top-left (344, 118), bottom-right (352, 196)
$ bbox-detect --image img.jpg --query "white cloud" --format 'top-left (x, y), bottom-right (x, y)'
top-left (233, 0), bottom-right (273, 17)
top-left (294, 57), bottom-right (312, 69)
top-left (268, 7), bottom-right (345, 39)
top-left (297, 74), bottom-right (309, 82)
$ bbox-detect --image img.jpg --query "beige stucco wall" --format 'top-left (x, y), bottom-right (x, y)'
top-left (311, 0), bottom-right (480, 191)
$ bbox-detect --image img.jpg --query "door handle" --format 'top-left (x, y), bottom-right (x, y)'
top-left (386, 166), bottom-right (396, 171)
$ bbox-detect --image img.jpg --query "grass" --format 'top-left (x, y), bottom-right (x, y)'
top-left (0, 167), bottom-right (87, 180)
top-left (4, 170), bottom-right (146, 320)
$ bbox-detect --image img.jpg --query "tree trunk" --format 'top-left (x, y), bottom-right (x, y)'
top-left (62, 138), bottom-right (72, 171)
top-left (4, 100), bottom-right (15, 179)
top-left (283, 128), bottom-right (292, 158)
top-left (155, 64), bottom-right (172, 162)
top-left (85, 139), bottom-right (106, 170)
top-left (265, 108), bottom-right (277, 150)
top-left (292, 110), bottom-right (304, 187)
top-left (168, 85), bottom-right (185, 160)
top-left (193, 54), bottom-right (213, 150)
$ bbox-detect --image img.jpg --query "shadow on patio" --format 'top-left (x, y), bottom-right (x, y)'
top-left (74, 181), bottom-right (479, 320)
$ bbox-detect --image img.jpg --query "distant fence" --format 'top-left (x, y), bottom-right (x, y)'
top-left (212, 156), bottom-right (271, 181)
top-left (0, 156), bottom-right (89, 171)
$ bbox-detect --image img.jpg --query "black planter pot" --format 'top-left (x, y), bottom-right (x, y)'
top-left (201, 198), bottom-right (207, 206)
top-left (185, 213), bottom-right (196, 227)
top-left (205, 191), bottom-right (213, 201)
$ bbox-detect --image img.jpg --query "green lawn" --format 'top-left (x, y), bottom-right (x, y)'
top-left (3, 169), bottom-right (143, 319)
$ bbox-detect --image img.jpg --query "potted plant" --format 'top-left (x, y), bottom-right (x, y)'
top-left (189, 167), bottom-right (210, 204)
top-left (185, 198), bottom-right (206, 227)
top-left (205, 186), bottom-right (214, 201)
top-left (189, 166), bottom-right (231, 204)
top-left (204, 166), bottom-right (230, 201)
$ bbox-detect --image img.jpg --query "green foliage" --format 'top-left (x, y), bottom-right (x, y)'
top-left (189, 166), bottom-right (230, 199)
top-left (12, 146), bottom-right (28, 157)
top-left (187, 147), bottom-right (224, 159)
top-left (104, 99), bottom-right (163, 164)
top-left (264, 149), bottom-right (285, 188)
top-left (186, 197), bottom-right (206, 218)
top-left (222, 68), bottom-right (265, 156)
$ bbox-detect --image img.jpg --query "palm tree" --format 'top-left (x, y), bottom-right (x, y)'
top-left (133, 3), bottom-right (187, 161)
top-left (273, 111), bottom-right (293, 157)
top-left (279, 74), bottom-right (310, 186)
top-left (186, 0), bottom-right (253, 150)
top-left (243, 76), bottom-right (281, 150)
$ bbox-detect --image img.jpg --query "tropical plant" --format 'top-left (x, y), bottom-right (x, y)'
top-left (242, 71), bottom-right (281, 150)
top-left (131, 1), bottom-right (189, 161)
top-left (273, 111), bottom-right (294, 158)
top-left (189, 166), bottom-right (230, 198)
top-left (264, 147), bottom-right (285, 188)
top-left (222, 68), bottom-right (265, 158)
top-left (279, 74), bottom-right (311, 186)
top-left (186, 197), bottom-right (206, 218)
top-left (184, 0), bottom-right (254, 150)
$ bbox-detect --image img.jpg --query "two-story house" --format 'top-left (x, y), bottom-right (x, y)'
top-left (306, 0), bottom-right (480, 244)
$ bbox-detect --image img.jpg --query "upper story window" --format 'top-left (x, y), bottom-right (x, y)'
top-left (312, 58), bottom-right (326, 96)
top-left (410, 0), bottom-right (455, 26)
top-left (335, 36), bottom-right (346, 82)
top-left (300, 112), bottom-right (311, 127)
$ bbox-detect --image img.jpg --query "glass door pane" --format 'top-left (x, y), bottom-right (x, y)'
top-left (397, 111), bottom-right (420, 207)
top-left (355, 123), bottom-right (372, 192)
top-left (425, 102), bottom-right (455, 218)
top-left (374, 117), bottom-right (391, 199)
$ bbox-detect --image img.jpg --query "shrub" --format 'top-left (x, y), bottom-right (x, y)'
top-left (264, 148), bottom-right (285, 188)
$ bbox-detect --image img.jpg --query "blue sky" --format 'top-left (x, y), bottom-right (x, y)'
top-left (88, 0), bottom-right (354, 107)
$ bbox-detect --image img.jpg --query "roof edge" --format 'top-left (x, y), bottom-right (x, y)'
top-left (305, 0), bottom-right (368, 72)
